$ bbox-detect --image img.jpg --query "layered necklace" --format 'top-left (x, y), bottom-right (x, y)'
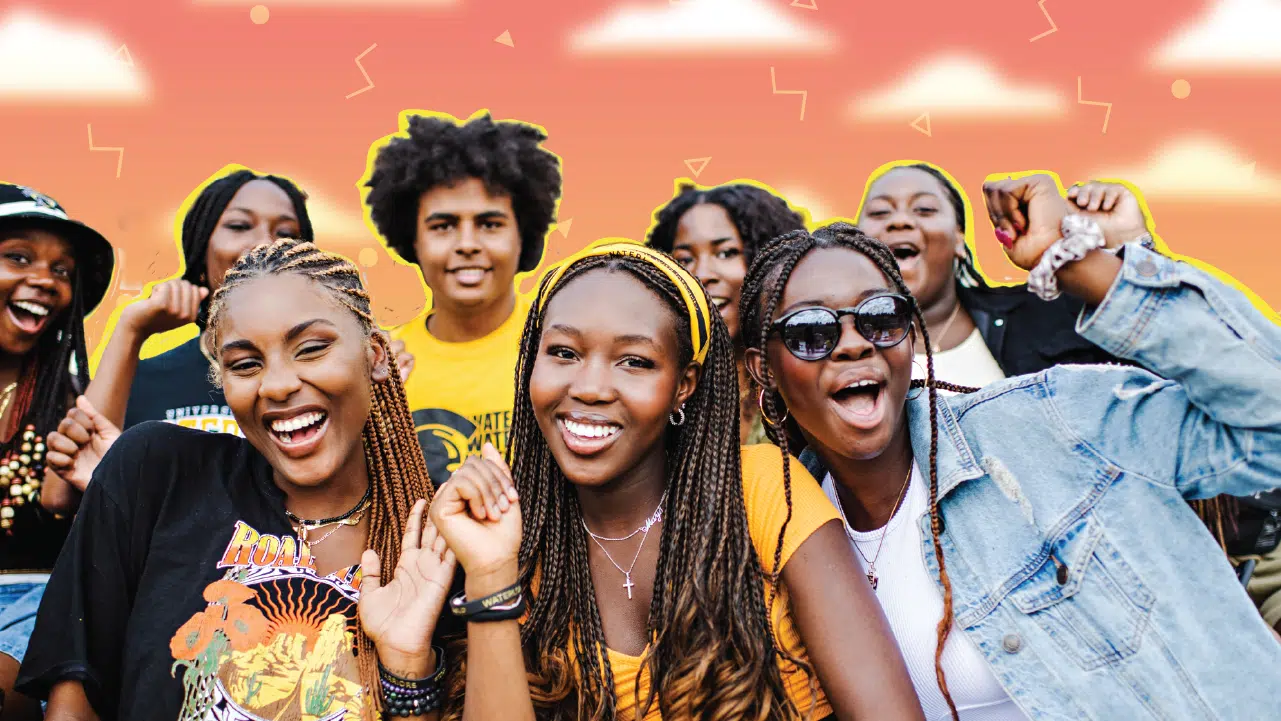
top-left (830, 465), bottom-right (912, 592)
top-left (285, 484), bottom-right (372, 548)
top-left (581, 489), bottom-right (667, 600)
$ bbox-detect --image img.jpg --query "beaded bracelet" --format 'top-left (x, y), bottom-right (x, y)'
top-left (379, 646), bottom-right (446, 717)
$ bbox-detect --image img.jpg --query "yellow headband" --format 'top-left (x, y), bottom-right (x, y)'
top-left (537, 241), bottom-right (713, 365)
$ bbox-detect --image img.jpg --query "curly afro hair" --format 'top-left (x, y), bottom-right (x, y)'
top-left (647, 183), bottom-right (806, 265)
top-left (364, 112), bottom-right (563, 273)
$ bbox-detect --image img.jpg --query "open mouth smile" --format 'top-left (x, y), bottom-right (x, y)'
top-left (558, 415), bottom-right (622, 457)
top-left (449, 267), bottom-right (492, 287)
top-left (6, 299), bottom-right (51, 335)
top-left (265, 409), bottom-right (330, 457)
top-left (830, 376), bottom-right (888, 431)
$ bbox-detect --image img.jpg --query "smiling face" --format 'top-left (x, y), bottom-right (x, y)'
top-left (669, 203), bottom-right (747, 342)
top-left (0, 228), bottom-right (75, 356)
top-left (529, 268), bottom-right (699, 489)
top-left (217, 273), bottom-right (389, 488)
top-left (414, 177), bottom-right (521, 313)
top-left (858, 167), bottom-right (965, 310)
top-left (753, 247), bottom-right (914, 461)
top-left (205, 180), bottom-right (303, 292)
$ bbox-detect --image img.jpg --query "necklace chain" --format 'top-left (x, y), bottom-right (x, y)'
top-left (581, 491), bottom-right (668, 600)
top-left (927, 303), bottom-right (962, 353)
top-left (831, 464), bottom-right (913, 592)
top-left (287, 485), bottom-right (372, 546)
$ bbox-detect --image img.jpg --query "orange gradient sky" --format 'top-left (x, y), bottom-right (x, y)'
top-left (1, 0), bottom-right (1279, 350)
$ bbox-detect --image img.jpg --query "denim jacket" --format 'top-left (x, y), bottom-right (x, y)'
top-left (801, 245), bottom-right (1281, 720)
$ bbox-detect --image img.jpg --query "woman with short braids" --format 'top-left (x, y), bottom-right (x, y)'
top-left (20, 238), bottom-right (456, 721)
top-left (740, 174), bottom-right (1281, 719)
top-left (429, 240), bottom-right (920, 720)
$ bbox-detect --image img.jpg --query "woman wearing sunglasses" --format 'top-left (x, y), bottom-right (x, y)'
top-left (739, 174), bottom-right (1281, 719)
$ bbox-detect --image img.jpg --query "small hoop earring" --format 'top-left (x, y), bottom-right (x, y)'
top-left (907, 359), bottom-right (927, 400)
top-left (758, 388), bottom-right (789, 428)
top-left (669, 404), bottom-right (686, 427)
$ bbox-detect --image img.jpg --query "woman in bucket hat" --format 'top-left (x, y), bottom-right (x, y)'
top-left (0, 182), bottom-right (114, 720)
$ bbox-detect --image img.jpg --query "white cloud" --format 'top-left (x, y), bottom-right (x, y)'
top-left (852, 53), bottom-right (1065, 121)
top-left (194, 0), bottom-right (457, 5)
top-left (0, 9), bottom-right (149, 102)
top-left (1091, 134), bottom-right (1281, 202)
top-left (1152, 0), bottom-right (1281, 71)
top-left (569, 0), bottom-right (835, 55)
top-left (774, 184), bottom-right (838, 223)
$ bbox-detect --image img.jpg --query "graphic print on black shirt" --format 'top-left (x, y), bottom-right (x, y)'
top-left (169, 521), bottom-right (369, 721)
top-left (123, 336), bottom-right (241, 436)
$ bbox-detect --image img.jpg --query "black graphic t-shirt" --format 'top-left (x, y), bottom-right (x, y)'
top-left (16, 422), bottom-right (456, 721)
top-left (123, 337), bottom-right (241, 436)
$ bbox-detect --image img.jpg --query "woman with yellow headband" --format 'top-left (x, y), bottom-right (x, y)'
top-left (427, 241), bottom-right (922, 720)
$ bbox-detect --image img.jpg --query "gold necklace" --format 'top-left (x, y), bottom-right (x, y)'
top-left (831, 464), bottom-right (913, 591)
top-left (927, 303), bottom-right (962, 353)
top-left (0, 382), bottom-right (18, 422)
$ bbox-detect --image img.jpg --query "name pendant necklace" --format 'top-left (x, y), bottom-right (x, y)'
top-left (582, 490), bottom-right (668, 600)
top-left (831, 466), bottom-right (912, 591)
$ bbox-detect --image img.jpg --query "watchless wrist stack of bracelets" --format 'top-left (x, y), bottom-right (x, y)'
top-left (449, 581), bottom-right (527, 623)
top-left (379, 646), bottom-right (446, 717)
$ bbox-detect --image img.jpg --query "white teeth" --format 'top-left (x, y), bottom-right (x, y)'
top-left (843, 380), bottom-right (879, 390)
top-left (12, 301), bottom-right (48, 317)
top-left (564, 420), bottom-right (619, 439)
top-left (271, 411), bottom-right (326, 433)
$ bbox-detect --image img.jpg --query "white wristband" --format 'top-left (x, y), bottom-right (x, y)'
top-left (1027, 214), bottom-right (1106, 301)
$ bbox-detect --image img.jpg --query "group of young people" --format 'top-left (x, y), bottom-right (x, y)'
top-left (0, 111), bottom-right (1279, 721)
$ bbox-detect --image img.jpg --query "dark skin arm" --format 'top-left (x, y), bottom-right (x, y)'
top-left (43, 681), bottom-right (98, 721)
top-left (781, 520), bottom-right (924, 721)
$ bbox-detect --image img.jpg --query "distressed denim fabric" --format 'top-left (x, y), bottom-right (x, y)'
top-left (803, 245), bottom-right (1281, 720)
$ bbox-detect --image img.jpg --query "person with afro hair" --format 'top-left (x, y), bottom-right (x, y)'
top-left (646, 181), bottom-right (808, 444)
top-left (363, 111), bottom-right (562, 487)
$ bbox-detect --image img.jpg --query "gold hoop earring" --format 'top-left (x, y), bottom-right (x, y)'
top-left (758, 388), bottom-right (789, 428)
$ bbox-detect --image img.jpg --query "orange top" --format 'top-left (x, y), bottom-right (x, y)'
top-left (535, 445), bottom-right (840, 720)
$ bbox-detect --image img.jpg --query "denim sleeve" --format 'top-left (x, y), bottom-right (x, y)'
top-left (1061, 244), bottom-right (1281, 499)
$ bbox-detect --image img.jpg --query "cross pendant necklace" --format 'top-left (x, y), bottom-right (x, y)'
top-left (582, 492), bottom-right (667, 600)
top-left (831, 464), bottom-right (913, 592)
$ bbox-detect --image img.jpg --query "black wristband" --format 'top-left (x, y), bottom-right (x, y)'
top-left (466, 593), bottom-right (526, 623)
top-left (449, 582), bottom-right (522, 618)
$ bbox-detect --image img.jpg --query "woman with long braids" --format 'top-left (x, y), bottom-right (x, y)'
top-left (646, 182), bottom-right (808, 444)
top-left (86, 167), bottom-right (313, 435)
top-left (0, 183), bottom-right (114, 720)
top-left (19, 238), bottom-right (456, 721)
top-left (428, 240), bottom-right (921, 720)
top-left (739, 174), bottom-right (1281, 719)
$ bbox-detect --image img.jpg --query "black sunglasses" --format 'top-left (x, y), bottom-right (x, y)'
top-left (772, 294), bottom-right (914, 361)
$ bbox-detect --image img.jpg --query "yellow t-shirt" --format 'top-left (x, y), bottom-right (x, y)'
top-left (391, 296), bottom-right (530, 487)
top-left (606, 445), bottom-right (840, 720)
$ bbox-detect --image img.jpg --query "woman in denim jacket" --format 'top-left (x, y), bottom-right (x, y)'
top-left (740, 172), bottom-right (1281, 720)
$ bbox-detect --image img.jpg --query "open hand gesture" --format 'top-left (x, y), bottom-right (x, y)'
top-left (45, 396), bottom-right (121, 492)
top-left (429, 444), bottom-right (522, 579)
top-left (359, 498), bottom-right (457, 677)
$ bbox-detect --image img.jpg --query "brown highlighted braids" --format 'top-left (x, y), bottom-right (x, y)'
top-left (444, 251), bottom-right (810, 721)
top-left (204, 238), bottom-right (433, 719)
top-left (739, 222), bottom-right (975, 721)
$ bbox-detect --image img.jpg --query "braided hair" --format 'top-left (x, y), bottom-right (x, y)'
top-left (443, 252), bottom-right (811, 721)
top-left (740, 222), bottom-right (978, 721)
top-left (647, 183), bottom-right (807, 268)
top-left (179, 170), bottom-right (314, 327)
top-left (204, 238), bottom-right (431, 719)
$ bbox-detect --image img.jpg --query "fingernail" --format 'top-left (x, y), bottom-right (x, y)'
top-left (498, 496), bottom-right (510, 511)
top-left (994, 228), bottom-right (1014, 248)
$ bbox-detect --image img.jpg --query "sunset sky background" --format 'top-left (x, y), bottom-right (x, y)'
top-left (2, 0), bottom-right (1280, 352)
